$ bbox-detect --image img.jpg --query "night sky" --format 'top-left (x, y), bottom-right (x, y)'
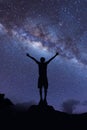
top-left (0, 0), bottom-right (87, 113)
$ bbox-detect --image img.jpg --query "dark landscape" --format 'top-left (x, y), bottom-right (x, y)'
top-left (0, 93), bottom-right (87, 129)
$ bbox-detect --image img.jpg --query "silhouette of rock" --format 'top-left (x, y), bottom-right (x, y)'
top-left (21, 102), bottom-right (86, 129)
top-left (0, 98), bottom-right (87, 129)
top-left (15, 101), bottom-right (36, 111)
top-left (0, 93), bottom-right (14, 109)
top-left (28, 101), bottom-right (54, 113)
top-left (1, 91), bottom-right (86, 128)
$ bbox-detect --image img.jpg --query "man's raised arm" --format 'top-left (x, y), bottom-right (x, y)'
top-left (26, 53), bottom-right (39, 64)
top-left (46, 52), bottom-right (59, 64)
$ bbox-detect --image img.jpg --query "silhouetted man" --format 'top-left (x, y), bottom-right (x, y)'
top-left (26, 52), bottom-right (59, 104)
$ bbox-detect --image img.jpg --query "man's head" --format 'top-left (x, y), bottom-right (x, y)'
top-left (40, 57), bottom-right (45, 63)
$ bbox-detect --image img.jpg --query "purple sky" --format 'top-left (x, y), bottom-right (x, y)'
top-left (0, 0), bottom-right (87, 113)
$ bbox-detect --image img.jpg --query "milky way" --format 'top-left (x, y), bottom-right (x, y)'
top-left (0, 0), bottom-right (87, 113)
top-left (0, 0), bottom-right (87, 64)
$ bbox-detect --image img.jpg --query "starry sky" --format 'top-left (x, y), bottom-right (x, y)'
top-left (0, 0), bottom-right (87, 113)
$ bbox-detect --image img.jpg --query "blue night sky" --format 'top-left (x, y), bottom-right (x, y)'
top-left (0, 0), bottom-right (87, 113)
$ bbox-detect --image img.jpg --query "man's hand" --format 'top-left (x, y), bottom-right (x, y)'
top-left (56, 52), bottom-right (59, 56)
top-left (26, 53), bottom-right (38, 63)
top-left (26, 53), bottom-right (30, 57)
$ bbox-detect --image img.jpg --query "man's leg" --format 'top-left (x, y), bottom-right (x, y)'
top-left (44, 88), bottom-right (47, 101)
top-left (38, 77), bottom-right (43, 101)
top-left (44, 77), bottom-right (48, 101)
top-left (39, 88), bottom-right (42, 101)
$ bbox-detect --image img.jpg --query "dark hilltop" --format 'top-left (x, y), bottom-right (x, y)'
top-left (0, 93), bottom-right (87, 129)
